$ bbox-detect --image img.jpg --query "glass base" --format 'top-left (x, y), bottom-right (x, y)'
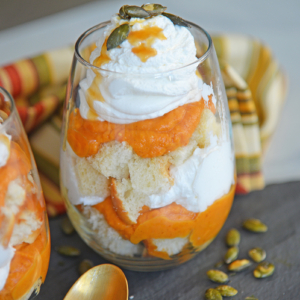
top-left (63, 189), bottom-right (214, 272)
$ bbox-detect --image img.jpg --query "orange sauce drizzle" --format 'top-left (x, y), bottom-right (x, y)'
top-left (128, 26), bottom-right (166, 62)
top-left (86, 39), bottom-right (110, 120)
top-left (131, 44), bottom-right (157, 63)
top-left (93, 39), bottom-right (111, 68)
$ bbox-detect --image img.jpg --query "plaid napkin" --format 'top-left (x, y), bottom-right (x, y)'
top-left (0, 35), bottom-right (287, 217)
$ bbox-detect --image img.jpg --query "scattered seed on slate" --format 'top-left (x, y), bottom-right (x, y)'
top-left (228, 259), bottom-right (252, 272)
top-left (214, 260), bottom-right (224, 268)
top-left (56, 246), bottom-right (81, 257)
top-left (207, 270), bottom-right (229, 283)
top-left (242, 219), bottom-right (268, 233)
top-left (248, 247), bottom-right (266, 263)
top-left (253, 262), bottom-right (275, 278)
top-left (226, 228), bottom-right (240, 247)
top-left (224, 246), bottom-right (239, 264)
top-left (60, 216), bottom-right (75, 235)
top-left (78, 259), bottom-right (94, 275)
top-left (216, 285), bottom-right (238, 297)
top-left (205, 288), bottom-right (223, 300)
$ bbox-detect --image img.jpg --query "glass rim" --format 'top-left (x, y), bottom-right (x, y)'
top-left (74, 19), bottom-right (212, 76)
top-left (0, 86), bottom-right (15, 129)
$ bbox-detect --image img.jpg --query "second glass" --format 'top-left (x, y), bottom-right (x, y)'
top-left (60, 18), bottom-right (235, 271)
top-left (0, 87), bottom-right (50, 298)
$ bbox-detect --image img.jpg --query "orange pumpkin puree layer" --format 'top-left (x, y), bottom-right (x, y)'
top-left (0, 141), bottom-right (50, 300)
top-left (0, 227), bottom-right (50, 300)
top-left (68, 98), bottom-right (215, 158)
top-left (92, 184), bottom-right (235, 258)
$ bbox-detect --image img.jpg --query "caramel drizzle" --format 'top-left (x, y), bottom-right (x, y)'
top-left (85, 27), bottom-right (167, 119)
top-left (128, 26), bottom-right (166, 62)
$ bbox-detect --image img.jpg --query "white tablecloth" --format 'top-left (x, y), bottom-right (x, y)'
top-left (0, 0), bottom-right (299, 185)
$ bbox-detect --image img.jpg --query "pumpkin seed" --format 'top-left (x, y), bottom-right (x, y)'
top-left (224, 247), bottom-right (239, 264)
top-left (119, 5), bottom-right (130, 19)
top-left (216, 285), bottom-right (238, 297)
top-left (207, 270), bottom-right (229, 283)
top-left (78, 259), bottom-right (94, 275)
top-left (248, 247), bottom-right (266, 263)
top-left (226, 228), bottom-right (240, 247)
top-left (228, 259), bottom-right (252, 272)
top-left (141, 3), bottom-right (167, 15)
top-left (205, 288), bottom-right (223, 300)
top-left (162, 12), bottom-right (190, 27)
top-left (253, 262), bottom-right (275, 278)
top-left (242, 219), bottom-right (268, 233)
top-left (56, 245), bottom-right (81, 257)
top-left (124, 6), bottom-right (150, 18)
top-left (107, 24), bottom-right (130, 51)
top-left (245, 297), bottom-right (258, 300)
top-left (214, 260), bottom-right (224, 268)
top-left (60, 216), bottom-right (75, 235)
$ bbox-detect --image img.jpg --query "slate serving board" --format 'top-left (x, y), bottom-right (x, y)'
top-left (38, 181), bottom-right (300, 300)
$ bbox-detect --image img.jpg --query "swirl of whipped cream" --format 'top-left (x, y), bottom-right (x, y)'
top-left (79, 14), bottom-right (214, 124)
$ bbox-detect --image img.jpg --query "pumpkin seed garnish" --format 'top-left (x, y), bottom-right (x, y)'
top-left (253, 262), bottom-right (275, 278)
top-left (228, 259), bottom-right (252, 272)
top-left (226, 228), bottom-right (240, 247)
top-left (207, 270), bottom-right (229, 283)
top-left (107, 24), bottom-right (130, 51)
top-left (242, 219), bottom-right (268, 233)
top-left (78, 259), bottom-right (94, 275)
top-left (119, 5), bottom-right (130, 19)
top-left (141, 3), bottom-right (167, 15)
top-left (216, 285), bottom-right (238, 297)
top-left (224, 246), bottom-right (239, 264)
top-left (124, 5), bottom-right (150, 18)
top-left (162, 12), bottom-right (190, 27)
top-left (60, 216), bottom-right (75, 235)
top-left (205, 288), bottom-right (223, 300)
top-left (56, 245), bottom-right (81, 257)
top-left (248, 247), bottom-right (266, 263)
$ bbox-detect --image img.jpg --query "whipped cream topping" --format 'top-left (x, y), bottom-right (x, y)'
top-left (79, 14), bottom-right (216, 124)
top-left (0, 126), bottom-right (11, 168)
top-left (149, 135), bottom-right (235, 212)
top-left (0, 245), bottom-right (15, 291)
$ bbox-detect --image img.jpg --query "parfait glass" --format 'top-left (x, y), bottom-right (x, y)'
top-left (0, 87), bottom-right (50, 298)
top-left (60, 20), bottom-right (236, 271)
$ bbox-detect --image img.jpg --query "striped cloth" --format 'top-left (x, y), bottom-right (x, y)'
top-left (0, 35), bottom-right (287, 217)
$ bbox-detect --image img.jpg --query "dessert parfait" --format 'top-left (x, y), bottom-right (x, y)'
top-left (61, 4), bottom-right (236, 271)
top-left (0, 88), bottom-right (50, 299)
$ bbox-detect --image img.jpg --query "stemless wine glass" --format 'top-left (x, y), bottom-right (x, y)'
top-left (60, 19), bottom-right (236, 271)
top-left (0, 87), bottom-right (50, 298)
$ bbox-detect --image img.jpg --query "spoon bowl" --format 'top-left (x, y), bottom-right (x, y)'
top-left (64, 264), bottom-right (128, 300)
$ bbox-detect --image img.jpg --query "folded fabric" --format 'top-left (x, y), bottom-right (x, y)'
top-left (0, 35), bottom-right (287, 217)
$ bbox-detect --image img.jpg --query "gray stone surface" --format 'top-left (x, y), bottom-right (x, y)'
top-left (38, 181), bottom-right (300, 300)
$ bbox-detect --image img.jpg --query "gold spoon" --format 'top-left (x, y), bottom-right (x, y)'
top-left (63, 264), bottom-right (128, 300)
